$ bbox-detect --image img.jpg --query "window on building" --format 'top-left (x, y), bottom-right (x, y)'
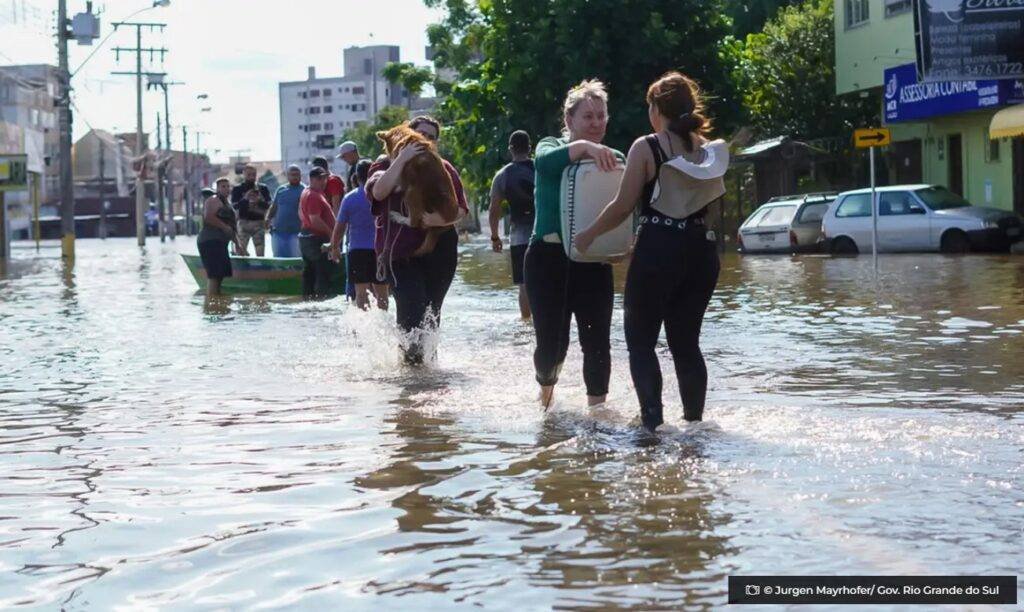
top-left (323, 88), bottom-right (332, 97)
top-left (325, 122), bottom-right (334, 131)
top-left (363, 59), bottom-right (372, 75)
top-left (352, 86), bottom-right (365, 95)
top-left (323, 105), bottom-right (333, 113)
top-left (846, 0), bottom-right (869, 27)
top-left (884, 0), bottom-right (911, 17)
top-left (300, 91), bottom-right (307, 99)
top-left (310, 89), bottom-right (320, 97)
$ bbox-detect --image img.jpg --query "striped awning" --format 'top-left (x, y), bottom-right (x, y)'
top-left (989, 104), bottom-right (1024, 139)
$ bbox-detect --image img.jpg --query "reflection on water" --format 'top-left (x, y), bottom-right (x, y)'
top-left (1, 239), bottom-right (1022, 608)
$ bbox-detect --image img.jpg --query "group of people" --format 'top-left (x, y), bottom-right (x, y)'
top-left (197, 70), bottom-right (723, 432)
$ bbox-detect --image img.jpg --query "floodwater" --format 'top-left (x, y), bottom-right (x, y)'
top-left (1, 238), bottom-right (1022, 609)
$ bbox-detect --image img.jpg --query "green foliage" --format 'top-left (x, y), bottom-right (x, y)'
top-left (425, 0), bottom-right (742, 209)
top-left (725, 0), bottom-right (799, 36)
top-left (339, 106), bottom-right (411, 160)
top-left (728, 0), bottom-right (878, 144)
top-left (382, 62), bottom-right (435, 106)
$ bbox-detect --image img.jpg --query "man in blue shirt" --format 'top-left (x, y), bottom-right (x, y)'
top-left (329, 159), bottom-right (388, 310)
top-left (266, 164), bottom-right (305, 257)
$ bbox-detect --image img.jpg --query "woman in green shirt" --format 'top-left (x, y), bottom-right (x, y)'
top-left (525, 79), bottom-right (624, 409)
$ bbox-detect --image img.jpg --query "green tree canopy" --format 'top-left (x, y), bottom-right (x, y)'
top-left (382, 62), bottom-right (435, 107)
top-left (425, 0), bottom-right (740, 207)
top-left (728, 0), bottom-right (878, 144)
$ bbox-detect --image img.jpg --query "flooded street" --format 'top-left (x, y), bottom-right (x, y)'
top-left (1, 238), bottom-right (1022, 609)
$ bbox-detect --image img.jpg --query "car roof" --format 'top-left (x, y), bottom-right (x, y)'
top-left (838, 184), bottom-right (933, 196)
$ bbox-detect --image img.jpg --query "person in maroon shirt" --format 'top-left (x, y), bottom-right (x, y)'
top-left (299, 167), bottom-right (337, 299)
top-left (366, 115), bottom-right (469, 365)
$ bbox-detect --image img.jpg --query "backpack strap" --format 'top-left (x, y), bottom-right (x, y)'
top-left (641, 135), bottom-right (668, 216)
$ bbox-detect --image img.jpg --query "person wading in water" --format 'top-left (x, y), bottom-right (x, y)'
top-left (524, 79), bottom-right (624, 409)
top-left (575, 71), bottom-right (727, 432)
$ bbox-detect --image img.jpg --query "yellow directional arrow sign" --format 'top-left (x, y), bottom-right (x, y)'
top-left (854, 128), bottom-right (891, 149)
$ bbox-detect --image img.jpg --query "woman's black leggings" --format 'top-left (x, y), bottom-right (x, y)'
top-left (624, 222), bottom-right (719, 428)
top-left (390, 227), bottom-right (459, 363)
top-left (524, 241), bottom-right (613, 396)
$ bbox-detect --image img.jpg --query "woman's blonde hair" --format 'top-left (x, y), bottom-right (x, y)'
top-left (562, 78), bottom-right (608, 137)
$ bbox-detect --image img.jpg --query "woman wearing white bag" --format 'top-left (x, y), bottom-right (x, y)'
top-left (575, 72), bottom-right (728, 431)
top-left (525, 79), bottom-right (624, 409)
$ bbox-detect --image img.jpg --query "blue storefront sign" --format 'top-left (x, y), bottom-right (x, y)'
top-left (883, 63), bottom-right (1024, 123)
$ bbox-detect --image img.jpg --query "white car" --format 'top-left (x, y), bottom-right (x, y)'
top-left (738, 193), bottom-right (836, 254)
top-left (821, 184), bottom-right (1023, 254)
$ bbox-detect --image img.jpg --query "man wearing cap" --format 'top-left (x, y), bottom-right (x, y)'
top-left (312, 156), bottom-right (345, 214)
top-left (266, 164), bottom-right (305, 258)
top-left (336, 141), bottom-right (359, 192)
top-left (299, 167), bottom-right (337, 299)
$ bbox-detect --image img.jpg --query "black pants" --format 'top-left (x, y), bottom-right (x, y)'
top-left (524, 241), bottom-right (613, 396)
top-left (299, 235), bottom-right (332, 299)
top-left (390, 227), bottom-right (459, 363)
top-left (624, 223), bottom-right (719, 428)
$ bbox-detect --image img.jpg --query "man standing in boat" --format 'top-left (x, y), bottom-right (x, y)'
top-left (231, 164), bottom-right (273, 256)
top-left (266, 165), bottom-right (305, 258)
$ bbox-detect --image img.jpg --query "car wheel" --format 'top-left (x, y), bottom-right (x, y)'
top-left (940, 230), bottom-right (970, 254)
top-left (831, 236), bottom-right (858, 255)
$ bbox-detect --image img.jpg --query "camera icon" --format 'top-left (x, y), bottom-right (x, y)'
top-left (746, 585), bottom-right (761, 596)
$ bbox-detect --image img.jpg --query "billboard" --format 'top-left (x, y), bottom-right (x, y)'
top-left (884, 62), bottom-right (1024, 122)
top-left (0, 154), bottom-right (29, 192)
top-left (914, 0), bottom-right (1024, 81)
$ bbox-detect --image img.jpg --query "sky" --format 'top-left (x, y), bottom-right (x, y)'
top-left (1, 0), bottom-right (444, 163)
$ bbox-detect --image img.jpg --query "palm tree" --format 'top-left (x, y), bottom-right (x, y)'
top-left (382, 62), bottom-right (434, 109)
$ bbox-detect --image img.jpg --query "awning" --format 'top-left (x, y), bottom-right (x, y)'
top-left (989, 104), bottom-right (1024, 139)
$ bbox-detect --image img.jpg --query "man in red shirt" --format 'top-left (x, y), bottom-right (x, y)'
top-left (299, 167), bottom-right (337, 299)
top-left (312, 156), bottom-right (344, 214)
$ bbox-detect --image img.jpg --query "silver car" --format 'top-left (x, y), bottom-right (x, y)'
top-left (821, 184), bottom-right (1023, 254)
top-left (738, 193), bottom-right (836, 254)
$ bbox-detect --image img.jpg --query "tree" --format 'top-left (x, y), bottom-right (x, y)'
top-left (725, 0), bottom-right (800, 37)
top-left (425, 0), bottom-right (741, 208)
top-left (339, 105), bottom-right (411, 160)
top-left (728, 0), bottom-right (878, 144)
top-left (382, 62), bottom-right (435, 108)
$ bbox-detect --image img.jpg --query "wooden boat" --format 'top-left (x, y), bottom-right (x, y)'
top-left (181, 253), bottom-right (346, 295)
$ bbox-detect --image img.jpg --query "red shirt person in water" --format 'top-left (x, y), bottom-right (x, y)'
top-left (299, 167), bottom-right (337, 299)
top-left (312, 156), bottom-right (345, 214)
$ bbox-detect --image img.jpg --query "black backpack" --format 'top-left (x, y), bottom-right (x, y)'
top-left (503, 161), bottom-right (535, 225)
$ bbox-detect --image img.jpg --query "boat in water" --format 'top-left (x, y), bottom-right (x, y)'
top-left (181, 253), bottom-right (346, 295)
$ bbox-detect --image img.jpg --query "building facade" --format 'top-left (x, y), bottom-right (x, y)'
top-left (0, 64), bottom-right (61, 201)
top-left (279, 46), bottom-right (402, 174)
top-left (834, 0), bottom-right (1024, 213)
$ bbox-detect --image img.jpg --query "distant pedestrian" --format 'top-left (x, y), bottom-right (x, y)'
top-left (299, 167), bottom-right (337, 299)
top-left (330, 159), bottom-right (388, 310)
top-left (488, 130), bottom-right (535, 319)
top-left (336, 141), bottom-right (360, 192)
top-left (231, 163), bottom-right (272, 256)
top-left (266, 164), bottom-right (305, 257)
top-left (197, 178), bottom-right (245, 297)
top-left (312, 156), bottom-right (345, 214)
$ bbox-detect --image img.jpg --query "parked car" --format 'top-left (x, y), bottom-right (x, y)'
top-left (821, 184), bottom-right (1023, 254)
top-left (738, 192), bottom-right (836, 254)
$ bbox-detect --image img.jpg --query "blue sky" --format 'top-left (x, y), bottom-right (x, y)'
top-left (2, 0), bottom-right (443, 162)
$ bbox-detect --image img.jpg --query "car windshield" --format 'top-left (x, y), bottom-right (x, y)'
top-left (915, 186), bottom-right (972, 211)
top-left (756, 205), bottom-right (798, 227)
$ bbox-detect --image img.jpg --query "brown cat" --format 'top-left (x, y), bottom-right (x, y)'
top-left (376, 124), bottom-right (459, 256)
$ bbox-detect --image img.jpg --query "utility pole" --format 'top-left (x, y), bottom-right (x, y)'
top-left (155, 110), bottom-right (164, 241)
top-left (57, 0), bottom-right (75, 262)
top-left (154, 79), bottom-right (183, 240)
top-left (98, 137), bottom-right (107, 239)
top-left (110, 20), bottom-right (167, 247)
top-left (182, 125), bottom-right (190, 234)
